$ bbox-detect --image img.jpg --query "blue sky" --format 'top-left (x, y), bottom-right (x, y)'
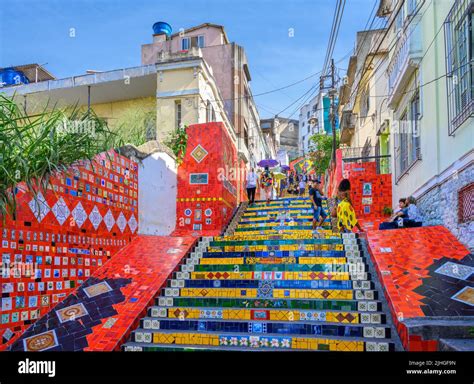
top-left (1, 0), bottom-right (382, 118)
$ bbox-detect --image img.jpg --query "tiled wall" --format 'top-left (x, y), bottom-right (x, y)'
top-left (0, 150), bottom-right (138, 349)
top-left (366, 226), bottom-right (472, 351)
top-left (175, 122), bottom-right (240, 234)
top-left (343, 161), bottom-right (392, 223)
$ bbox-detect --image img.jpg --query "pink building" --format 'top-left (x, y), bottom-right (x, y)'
top-left (141, 23), bottom-right (266, 167)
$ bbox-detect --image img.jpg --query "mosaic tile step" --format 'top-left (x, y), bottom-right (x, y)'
top-left (237, 219), bottom-right (320, 225)
top-left (250, 198), bottom-right (314, 206)
top-left (207, 245), bottom-right (346, 253)
top-left (186, 271), bottom-right (354, 281)
top-left (211, 239), bottom-right (344, 246)
top-left (199, 250), bottom-right (348, 258)
top-left (156, 297), bottom-right (382, 312)
top-left (218, 233), bottom-right (342, 241)
top-left (242, 211), bottom-right (321, 218)
top-left (146, 307), bottom-right (386, 324)
top-left (197, 256), bottom-right (352, 265)
top-left (174, 279), bottom-right (374, 290)
top-left (161, 287), bottom-right (378, 301)
top-left (192, 262), bottom-right (365, 272)
top-left (245, 206), bottom-right (313, 212)
top-left (244, 203), bottom-right (327, 210)
top-left (135, 319), bottom-right (392, 338)
top-left (123, 340), bottom-right (393, 352)
top-left (124, 330), bottom-right (393, 351)
top-left (234, 226), bottom-right (331, 232)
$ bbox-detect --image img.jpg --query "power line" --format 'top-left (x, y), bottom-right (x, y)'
top-left (350, 0), bottom-right (438, 102)
top-left (346, 0), bottom-right (407, 104)
top-left (323, 0), bottom-right (346, 77)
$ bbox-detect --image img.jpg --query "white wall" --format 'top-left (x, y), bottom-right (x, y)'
top-left (138, 152), bottom-right (177, 235)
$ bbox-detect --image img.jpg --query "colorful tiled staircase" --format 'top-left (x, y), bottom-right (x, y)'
top-left (123, 197), bottom-right (399, 351)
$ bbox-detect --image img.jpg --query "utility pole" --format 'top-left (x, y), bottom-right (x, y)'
top-left (329, 59), bottom-right (337, 163)
top-left (320, 59), bottom-right (338, 164)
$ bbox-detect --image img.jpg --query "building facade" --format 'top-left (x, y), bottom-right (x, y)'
top-left (141, 23), bottom-right (264, 168)
top-left (338, 28), bottom-right (389, 155)
top-left (299, 92), bottom-right (339, 156)
top-left (378, 0), bottom-right (473, 249)
top-left (261, 117), bottom-right (299, 163)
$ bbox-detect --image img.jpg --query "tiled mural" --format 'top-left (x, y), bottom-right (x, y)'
top-left (175, 122), bottom-right (242, 235)
top-left (343, 161), bottom-right (392, 230)
top-left (0, 150), bottom-right (139, 349)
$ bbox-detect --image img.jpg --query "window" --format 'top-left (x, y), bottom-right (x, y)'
top-left (410, 91), bottom-right (421, 162)
top-left (445, 0), bottom-right (474, 134)
top-left (182, 35), bottom-right (205, 50)
top-left (395, 95), bottom-right (421, 180)
top-left (197, 35), bottom-right (205, 48)
top-left (407, 0), bottom-right (417, 16)
top-left (307, 111), bottom-right (310, 119)
top-left (394, 112), bottom-right (408, 178)
top-left (395, 3), bottom-right (405, 31)
top-left (175, 100), bottom-right (182, 129)
top-left (181, 37), bottom-right (190, 51)
top-left (458, 183), bottom-right (474, 223)
top-left (360, 87), bottom-right (370, 116)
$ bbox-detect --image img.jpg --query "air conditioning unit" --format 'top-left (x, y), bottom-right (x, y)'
top-left (308, 114), bottom-right (318, 126)
top-left (343, 76), bottom-right (349, 85)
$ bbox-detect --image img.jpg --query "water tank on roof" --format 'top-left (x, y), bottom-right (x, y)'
top-left (0, 68), bottom-right (29, 87)
top-left (152, 22), bottom-right (172, 37)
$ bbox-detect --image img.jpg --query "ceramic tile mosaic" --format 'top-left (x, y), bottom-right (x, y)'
top-left (175, 123), bottom-right (243, 234)
top-left (9, 235), bottom-right (196, 351)
top-left (0, 150), bottom-right (138, 350)
top-left (123, 197), bottom-right (396, 352)
top-left (366, 226), bottom-right (473, 351)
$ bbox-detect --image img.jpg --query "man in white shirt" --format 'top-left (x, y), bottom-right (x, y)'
top-left (246, 168), bottom-right (258, 205)
top-left (298, 180), bottom-right (306, 196)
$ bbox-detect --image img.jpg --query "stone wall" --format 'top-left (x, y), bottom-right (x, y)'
top-left (417, 163), bottom-right (474, 251)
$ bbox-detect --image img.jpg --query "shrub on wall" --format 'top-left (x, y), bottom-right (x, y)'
top-left (0, 95), bottom-right (119, 219)
top-left (164, 125), bottom-right (188, 165)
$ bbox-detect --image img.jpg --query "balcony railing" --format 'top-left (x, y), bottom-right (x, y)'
top-left (339, 110), bottom-right (356, 144)
top-left (156, 47), bottom-right (203, 62)
top-left (341, 146), bottom-right (391, 175)
top-left (387, 20), bottom-right (422, 106)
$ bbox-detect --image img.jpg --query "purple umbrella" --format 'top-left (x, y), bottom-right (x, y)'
top-left (281, 165), bottom-right (290, 171)
top-left (257, 159), bottom-right (279, 168)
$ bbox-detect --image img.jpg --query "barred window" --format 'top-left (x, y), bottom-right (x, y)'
top-left (444, 0), bottom-right (474, 134)
top-left (458, 182), bottom-right (474, 223)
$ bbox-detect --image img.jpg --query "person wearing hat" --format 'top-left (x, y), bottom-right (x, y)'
top-left (309, 179), bottom-right (327, 230)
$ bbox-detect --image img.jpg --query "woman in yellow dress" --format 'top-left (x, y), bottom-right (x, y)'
top-left (334, 179), bottom-right (364, 233)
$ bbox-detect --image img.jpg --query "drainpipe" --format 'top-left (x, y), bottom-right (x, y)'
top-left (87, 86), bottom-right (91, 114)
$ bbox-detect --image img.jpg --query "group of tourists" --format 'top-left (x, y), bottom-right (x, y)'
top-left (245, 162), bottom-right (423, 234)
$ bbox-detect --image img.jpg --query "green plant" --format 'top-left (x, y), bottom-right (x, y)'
top-left (164, 125), bottom-right (188, 165)
top-left (383, 206), bottom-right (393, 216)
top-left (113, 107), bottom-right (156, 146)
top-left (308, 133), bottom-right (340, 176)
top-left (0, 94), bottom-right (119, 220)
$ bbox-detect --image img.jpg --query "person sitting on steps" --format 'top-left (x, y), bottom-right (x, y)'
top-left (379, 196), bottom-right (423, 230)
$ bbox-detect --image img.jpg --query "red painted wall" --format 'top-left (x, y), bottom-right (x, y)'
top-left (175, 122), bottom-right (241, 234)
top-left (0, 150), bottom-right (138, 349)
